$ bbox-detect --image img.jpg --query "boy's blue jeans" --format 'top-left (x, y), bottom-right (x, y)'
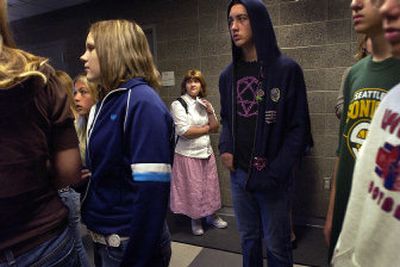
top-left (230, 168), bottom-right (293, 267)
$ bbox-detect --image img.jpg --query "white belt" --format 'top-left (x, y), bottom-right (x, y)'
top-left (88, 230), bottom-right (129, 248)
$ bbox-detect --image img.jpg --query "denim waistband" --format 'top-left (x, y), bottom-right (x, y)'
top-left (0, 222), bottom-right (67, 264)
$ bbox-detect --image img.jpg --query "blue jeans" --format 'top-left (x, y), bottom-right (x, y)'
top-left (0, 227), bottom-right (78, 267)
top-left (59, 188), bottom-right (91, 267)
top-left (93, 222), bottom-right (171, 267)
top-left (230, 168), bottom-right (293, 267)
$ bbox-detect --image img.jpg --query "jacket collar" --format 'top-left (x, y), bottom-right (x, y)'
top-left (118, 77), bottom-right (147, 90)
top-left (182, 93), bottom-right (198, 105)
top-left (101, 77), bottom-right (146, 100)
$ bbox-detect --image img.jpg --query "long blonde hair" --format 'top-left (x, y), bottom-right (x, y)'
top-left (73, 74), bottom-right (98, 104)
top-left (72, 73), bottom-right (98, 139)
top-left (73, 74), bottom-right (97, 165)
top-left (89, 19), bottom-right (160, 95)
top-left (73, 74), bottom-right (97, 133)
top-left (0, 0), bottom-right (48, 88)
top-left (0, 44), bottom-right (49, 88)
top-left (0, 0), bottom-right (15, 48)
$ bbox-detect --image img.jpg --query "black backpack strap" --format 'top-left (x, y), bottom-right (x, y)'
top-left (175, 97), bottom-right (188, 146)
top-left (176, 97), bottom-right (188, 114)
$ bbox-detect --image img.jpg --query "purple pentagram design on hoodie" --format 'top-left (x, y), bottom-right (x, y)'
top-left (237, 76), bottom-right (259, 118)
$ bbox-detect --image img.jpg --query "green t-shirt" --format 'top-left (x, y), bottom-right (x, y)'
top-left (330, 55), bottom-right (400, 259)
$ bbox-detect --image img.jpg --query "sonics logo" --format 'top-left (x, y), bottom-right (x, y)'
top-left (344, 88), bottom-right (387, 158)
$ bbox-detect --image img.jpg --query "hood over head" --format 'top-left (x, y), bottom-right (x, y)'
top-left (227, 0), bottom-right (281, 68)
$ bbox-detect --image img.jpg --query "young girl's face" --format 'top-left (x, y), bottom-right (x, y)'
top-left (185, 78), bottom-right (202, 98)
top-left (80, 33), bottom-right (101, 83)
top-left (73, 80), bottom-right (95, 116)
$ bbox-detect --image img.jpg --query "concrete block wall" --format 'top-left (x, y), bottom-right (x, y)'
top-left (11, 0), bottom-right (357, 219)
top-left (273, 0), bottom-right (357, 218)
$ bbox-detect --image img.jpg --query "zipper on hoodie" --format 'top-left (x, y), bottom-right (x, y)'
top-left (81, 87), bottom-right (128, 205)
top-left (246, 62), bottom-right (265, 185)
top-left (231, 71), bottom-right (236, 160)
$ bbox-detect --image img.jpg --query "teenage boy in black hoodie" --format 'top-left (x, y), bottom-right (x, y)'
top-left (218, 0), bottom-right (312, 266)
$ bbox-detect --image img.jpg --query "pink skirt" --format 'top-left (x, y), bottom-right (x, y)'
top-left (170, 153), bottom-right (222, 219)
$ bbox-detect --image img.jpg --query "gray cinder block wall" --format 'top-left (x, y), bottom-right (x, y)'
top-left (11, 0), bottom-right (357, 220)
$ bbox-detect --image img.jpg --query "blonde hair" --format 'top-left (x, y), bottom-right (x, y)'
top-left (0, 44), bottom-right (48, 88)
top-left (0, 0), bottom-right (15, 48)
top-left (73, 73), bottom-right (98, 103)
top-left (0, 0), bottom-right (48, 88)
top-left (89, 19), bottom-right (160, 94)
top-left (180, 69), bottom-right (207, 98)
top-left (72, 73), bottom-right (97, 165)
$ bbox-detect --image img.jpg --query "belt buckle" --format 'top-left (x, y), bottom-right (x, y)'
top-left (106, 234), bottom-right (121, 247)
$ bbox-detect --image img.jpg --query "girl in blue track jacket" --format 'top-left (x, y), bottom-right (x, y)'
top-left (80, 20), bottom-right (174, 267)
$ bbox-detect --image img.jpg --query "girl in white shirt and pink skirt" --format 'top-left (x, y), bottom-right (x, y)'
top-left (170, 69), bottom-right (228, 236)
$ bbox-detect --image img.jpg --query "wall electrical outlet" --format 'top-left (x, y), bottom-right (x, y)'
top-left (323, 176), bottom-right (331, 190)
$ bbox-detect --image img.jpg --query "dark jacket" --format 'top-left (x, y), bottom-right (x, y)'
top-left (81, 78), bottom-right (174, 266)
top-left (219, 0), bottom-right (313, 192)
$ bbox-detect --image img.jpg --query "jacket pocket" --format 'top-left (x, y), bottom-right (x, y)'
top-left (245, 169), bottom-right (281, 193)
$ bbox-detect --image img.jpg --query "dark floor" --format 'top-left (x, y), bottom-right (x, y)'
top-left (82, 213), bottom-right (328, 267)
top-left (168, 213), bottom-right (328, 267)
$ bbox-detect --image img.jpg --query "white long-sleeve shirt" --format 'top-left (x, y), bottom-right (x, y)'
top-left (170, 94), bottom-right (213, 159)
top-left (332, 84), bottom-right (400, 267)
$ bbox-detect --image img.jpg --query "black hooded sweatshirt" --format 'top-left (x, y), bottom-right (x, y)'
top-left (219, 0), bottom-right (313, 193)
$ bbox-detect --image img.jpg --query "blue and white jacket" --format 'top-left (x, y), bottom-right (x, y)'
top-left (81, 78), bottom-right (174, 266)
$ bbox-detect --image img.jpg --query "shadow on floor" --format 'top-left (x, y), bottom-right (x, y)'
top-left (167, 213), bottom-right (328, 267)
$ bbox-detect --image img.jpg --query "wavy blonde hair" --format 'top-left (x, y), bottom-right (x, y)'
top-left (89, 19), bottom-right (160, 94)
top-left (0, 0), bottom-right (48, 88)
top-left (0, 0), bottom-right (15, 48)
top-left (0, 41), bottom-right (48, 88)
